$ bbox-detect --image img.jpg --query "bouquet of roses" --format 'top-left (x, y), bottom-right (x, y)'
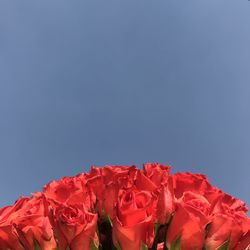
top-left (0, 163), bottom-right (249, 250)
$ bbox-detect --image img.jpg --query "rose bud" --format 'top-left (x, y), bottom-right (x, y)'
top-left (156, 178), bottom-right (174, 225)
top-left (53, 203), bottom-right (98, 250)
top-left (112, 188), bottom-right (156, 250)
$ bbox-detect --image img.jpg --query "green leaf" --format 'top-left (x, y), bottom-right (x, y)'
top-left (216, 240), bottom-right (230, 250)
top-left (170, 236), bottom-right (181, 250)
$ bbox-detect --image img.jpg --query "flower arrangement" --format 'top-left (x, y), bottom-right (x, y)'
top-left (0, 163), bottom-right (249, 250)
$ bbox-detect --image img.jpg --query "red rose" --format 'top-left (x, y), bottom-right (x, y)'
top-left (53, 203), bottom-right (98, 250)
top-left (1, 164), bottom-right (249, 250)
top-left (136, 163), bottom-right (170, 193)
top-left (143, 163), bottom-right (170, 186)
top-left (13, 193), bottom-right (57, 250)
top-left (0, 197), bottom-right (28, 250)
top-left (102, 165), bottom-right (137, 192)
top-left (85, 166), bottom-right (105, 216)
top-left (171, 172), bottom-right (222, 216)
top-left (43, 174), bottom-right (95, 210)
top-left (136, 164), bottom-right (174, 225)
top-left (211, 192), bottom-right (248, 215)
top-left (102, 165), bottom-right (137, 219)
top-left (112, 188), bottom-right (156, 250)
top-left (166, 191), bottom-right (211, 250)
top-left (0, 223), bottom-right (24, 250)
top-left (85, 167), bottom-right (104, 197)
top-left (234, 228), bottom-right (250, 250)
top-left (172, 172), bottom-right (215, 199)
top-left (0, 194), bottom-right (56, 250)
top-left (205, 193), bottom-right (249, 249)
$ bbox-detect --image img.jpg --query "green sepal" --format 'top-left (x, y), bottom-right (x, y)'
top-left (216, 240), bottom-right (230, 250)
top-left (114, 241), bottom-right (122, 250)
top-left (154, 222), bottom-right (161, 235)
top-left (155, 212), bottom-right (173, 226)
top-left (141, 243), bottom-right (148, 250)
top-left (165, 212), bottom-right (173, 225)
top-left (170, 236), bottom-right (181, 250)
top-left (96, 220), bottom-right (101, 241)
top-left (204, 223), bottom-right (211, 237)
top-left (152, 218), bottom-right (170, 250)
top-left (107, 215), bottom-right (113, 227)
top-left (98, 219), bottom-right (116, 250)
top-left (90, 242), bottom-right (99, 250)
top-left (101, 208), bottom-right (113, 227)
top-left (33, 239), bottom-right (41, 250)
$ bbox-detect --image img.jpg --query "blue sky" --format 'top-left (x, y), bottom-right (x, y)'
top-left (0, 0), bottom-right (250, 208)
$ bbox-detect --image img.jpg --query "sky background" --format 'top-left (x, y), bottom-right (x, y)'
top-left (0, 0), bottom-right (250, 209)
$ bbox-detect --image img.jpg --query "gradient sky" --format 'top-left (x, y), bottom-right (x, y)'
top-left (0, 0), bottom-right (250, 209)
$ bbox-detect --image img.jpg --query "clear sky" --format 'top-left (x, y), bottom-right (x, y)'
top-left (0, 0), bottom-right (250, 209)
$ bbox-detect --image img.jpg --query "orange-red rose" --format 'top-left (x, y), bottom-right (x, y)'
top-left (113, 188), bottom-right (156, 250)
top-left (0, 194), bottom-right (56, 250)
top-left (0, 163), bottom-right (249, 250)
top-left (205, 193), bottom-right (250, 249)
top-left (52, 203), bottom-right (98, 250)
top-left (166, 191), bottom-right (211, 250)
